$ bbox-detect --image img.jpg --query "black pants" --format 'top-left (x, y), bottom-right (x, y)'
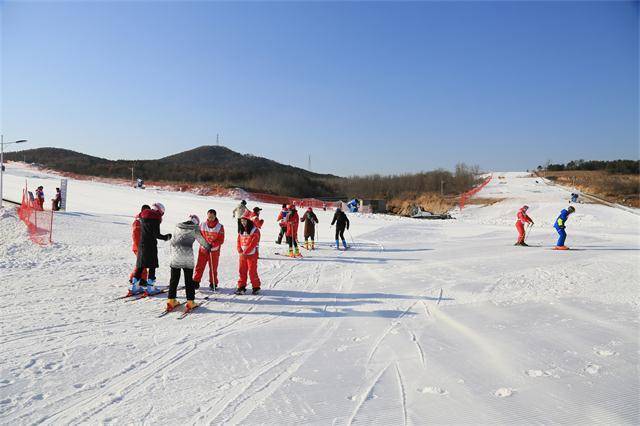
top-left (286, 236), bottom-right (298, 250)
top-left (276, 226), bottom-right (286, 243)
top-left (169, 267), bottom-right (195, 301)
top-left (134, 267), bottom-right (156, 281)
top-left (335, 227), bottom-right (346, 242)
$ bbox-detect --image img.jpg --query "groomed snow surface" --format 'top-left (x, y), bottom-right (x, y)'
top-left (1, 165), bottom-right (639, 425)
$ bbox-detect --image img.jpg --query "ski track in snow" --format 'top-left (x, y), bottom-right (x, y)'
top-left (1, 166), bottom-right (639, 424)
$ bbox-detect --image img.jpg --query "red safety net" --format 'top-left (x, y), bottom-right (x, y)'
top-left (459, 174), bottom-right (493, 210)
top-left (244, 191), bottom-right (339, 210)
top-left (17, 186), bottom-right (54, 245)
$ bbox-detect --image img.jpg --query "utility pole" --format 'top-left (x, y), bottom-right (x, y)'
top-left (308, 155), bottom-right (311, 171)
top-left (0, 135), bottom-right (28, 208)
top-left (216, 133), bottom-right (220, 146)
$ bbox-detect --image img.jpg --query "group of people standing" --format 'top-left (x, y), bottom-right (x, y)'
top-left (30, 185), bottom-right (62, 211)
top-left (127, 199), bottom-right (354, 312)
top-left (515, 205), bottom-right (576, 249)
top-left (128, 200), bottom-right (262, 313)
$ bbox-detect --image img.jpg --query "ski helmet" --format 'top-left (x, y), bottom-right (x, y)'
top-left (241, 200), bottom-right (247, 205)
top-left (189, 214), bottom-right (200, 226)
top-left (153, 202), bottom-right (165, 215)
top-left (522, 205), bottom-right (529, 211)
top-left (567, 206), bottom-right (575, 213)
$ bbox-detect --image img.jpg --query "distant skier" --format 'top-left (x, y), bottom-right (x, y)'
top-left (233, 200), bottom-right (248, 233)
top-left (166, 215), bottom-right (212, 313)
top-left (300, 207), bottom-right (319, 250)
top-left (250, 206), bottom-right (264, 229)
top-left (236, 211), bottom-right (261, 294)
top-left (35, 186), bottom-right (45, 210)
top-left (51, 188), bottom-right (62, 211)
top-left (285, 204), bottom-right (301, 257)
top-left (570, 193), bottom-right (579, 203)
top-left (331, 207), bottom-right (350, 249)
top-left (129, 202), bottom-right (171, 296)
top-left (515, 205), bottom-right (534, 246)
top-left (275, 204), bottom-right (288, 244)
top-left (193, 209), bottom-right (225, 291)
top-left (129, 204), bottom-right (150, 285)
top-left (553, 206), bottom-right (575, 250)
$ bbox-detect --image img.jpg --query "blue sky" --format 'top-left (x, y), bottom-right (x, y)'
top-left (1, 1), bottom-right (638, 176)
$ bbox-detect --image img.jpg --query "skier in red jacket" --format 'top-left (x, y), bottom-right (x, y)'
top-left (515, 205), bottom-right (534, 246)
top-left (285, 204), bottom-right (301, 257)
top-left (236, 211), bottom-right (261, 294)
top-left (193, 209), bottom-right (225, 291)
top-left (129, 204), bottom-right (151, 284)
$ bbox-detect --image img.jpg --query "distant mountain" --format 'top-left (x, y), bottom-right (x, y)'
top-left (4, 146), bottom-right (339, 197)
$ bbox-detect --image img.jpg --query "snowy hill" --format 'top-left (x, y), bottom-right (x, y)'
top-left (1, 165), bottom-right (638, 424)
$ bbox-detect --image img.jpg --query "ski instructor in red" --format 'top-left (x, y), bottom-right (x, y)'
top-left (193, 209), bottom-right (225, 291)
top-left (236, 210), bottom-right (261, 295)
top-left (515, 205), bottom-right (534, 246)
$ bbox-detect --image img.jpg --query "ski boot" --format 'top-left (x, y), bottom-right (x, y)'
top-left (209, 283), bottom-right (217, 291)
top-left (185, 300), bottom-right (198, 313)
top-left (193, 281), bottom-right (200, 290)
top-left (234, 287), bottom-right (246, 295)
top-left (166, 298), bottom-right (180, 312)
top-left (553, 246), bottom-right (569, 250)
top-left (294, 248), bottom-right (301, 258)
top-left (252, 287), bottom-right (260, 295)
top-left (144, 279), bottom-right (161, 295)
top-left (304, 241), bottom-right (309, 250)
top-left (311, 241), bottom-right (315, 250)
top-left (127, 278), bottom-right (144, 296)
top-left (288, 249), bottom-right (295, 258)
top-left (335, 240), bottom-right (340, 250)
top-left (342, 239), bottom-right (348, 250)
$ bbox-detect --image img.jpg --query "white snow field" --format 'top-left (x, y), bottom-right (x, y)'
top-left (1, 164), bottom-right (639, 425)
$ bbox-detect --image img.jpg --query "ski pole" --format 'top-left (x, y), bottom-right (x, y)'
top-left (524, 223), bottom-right (533, 243)
top-left (347, 229), bottom-right (355, 246)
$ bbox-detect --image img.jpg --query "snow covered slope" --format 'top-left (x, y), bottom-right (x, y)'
top-left (1, 166), bottom-right (638, 424)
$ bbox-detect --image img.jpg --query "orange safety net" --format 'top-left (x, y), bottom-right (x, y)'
top-left (17, 186), bottom-right (54, 245)
top-left (459, 175), bottom-right (493, 210)
top-left (244, 191), bottom-right (339, 210)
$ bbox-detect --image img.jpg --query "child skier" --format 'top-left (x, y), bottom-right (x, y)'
top-left (250, 206), bottom-right (264, 229)
top-left (35, 186), bottom-right (45, 210)
top-left (129, 204), bottom-right (150, 285)
top-left (285, 204), bottom-right (301, 257)
top-left (233, 200), bottom-right (248, 233)
top-left (554, 205), bottom-right (575, 250)
top-left (129, 202), bottom-right (172, 296)
top-left (515, 205), bottom-right (534, 246)
top-left (193, 209), bottom-right (225, 291)
top-left (300, 207), bottom-right (319, 250)
top-left (276, 204), bottom-right (288, 244)
top-left (236, 211), bottom-right (261, 294)
top-left (166, 215), bottom-right (212, 313)
top-left (331, 207), bottom-right (350, 249)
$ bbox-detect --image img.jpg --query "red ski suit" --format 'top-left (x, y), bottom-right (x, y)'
top-left (237, 225), bottom-right (261, 289)
top-left (129, 214), bottom-right (148, 281)
top-left (285, 209), bottom-right (299, 240)
top-left (515, 207), bottom-right (533, 244)
top-left (193, 219), bottom-right (225, 285)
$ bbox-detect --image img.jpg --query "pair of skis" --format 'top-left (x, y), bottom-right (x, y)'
top-left (158, 296), bottom-right (212, 319)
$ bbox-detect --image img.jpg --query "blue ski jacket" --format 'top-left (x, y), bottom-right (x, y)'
top-left (554, 209), bottom-right (570, 230)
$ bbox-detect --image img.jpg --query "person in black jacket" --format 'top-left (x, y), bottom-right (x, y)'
top-left (330, 207), bottom-right (350, 250)
top-left (129, 202), bottom-right (172, 296)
